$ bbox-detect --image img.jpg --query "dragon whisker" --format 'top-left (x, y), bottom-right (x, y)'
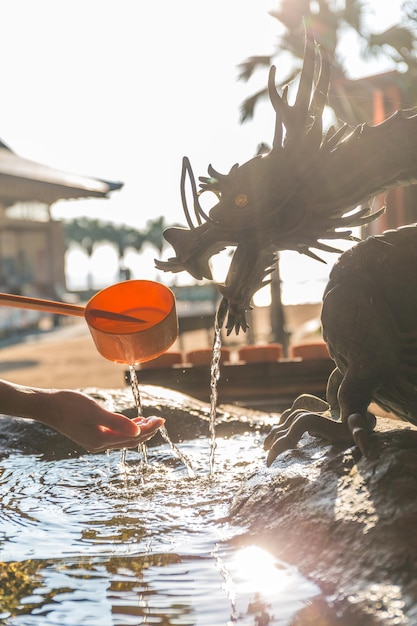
top-left (180, 156), bottom-right (211, 229)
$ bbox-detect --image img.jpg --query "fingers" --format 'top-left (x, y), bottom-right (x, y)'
top-left (95, 410), bottom-right (141, 437)
top-left (132, 416), bottom-right (165, 440)
top-left (90, 415), bottom-right (165, 453)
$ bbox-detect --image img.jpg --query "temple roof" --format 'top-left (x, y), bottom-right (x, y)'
top-left (0, 140), bottom-right (123, 207)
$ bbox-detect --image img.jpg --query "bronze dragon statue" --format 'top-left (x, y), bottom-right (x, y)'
top-left (155, 32), bottom-right (417, 463)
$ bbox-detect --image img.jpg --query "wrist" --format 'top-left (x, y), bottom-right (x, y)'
top-left (0, 380), bottom-right (59, 424)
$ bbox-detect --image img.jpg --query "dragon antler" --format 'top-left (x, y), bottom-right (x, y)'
top-left (155, 32), bottom-right (417, 334)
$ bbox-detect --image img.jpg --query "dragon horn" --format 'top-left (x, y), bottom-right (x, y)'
top-left (310, 44), bottom-right (331, 119)
top-left (268, 65), bottom-right (284, 150)
top-left (293, 28), bottom-right (316, 124)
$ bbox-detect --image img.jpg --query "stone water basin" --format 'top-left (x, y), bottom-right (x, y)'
top-left (0, 385), bottom-right (351, 625)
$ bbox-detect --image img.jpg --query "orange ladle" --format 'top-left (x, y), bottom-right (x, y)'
top-left (0, 280), bottom-right (178, 365)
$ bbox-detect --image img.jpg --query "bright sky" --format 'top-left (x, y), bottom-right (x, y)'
top-left (0, 1), bottom-right (405, 298)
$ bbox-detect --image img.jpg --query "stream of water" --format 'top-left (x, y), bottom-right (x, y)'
top-left (128, 365), bottom-right (195, 478)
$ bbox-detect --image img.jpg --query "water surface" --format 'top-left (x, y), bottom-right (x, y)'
top-left (0, 432), bottom-right (332, 625)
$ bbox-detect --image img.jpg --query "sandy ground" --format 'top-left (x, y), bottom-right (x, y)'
top-left (0, 319), bottom-right (126, 389)
top-left (0, 303), bottom-right (322, 390)
top-left (0, 318), bottom-right (227, 389)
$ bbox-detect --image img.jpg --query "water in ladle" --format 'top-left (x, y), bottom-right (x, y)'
top-left (128, 364), bottom-right (195, 477)
top-left (208, 297), bottom-right (229, 477)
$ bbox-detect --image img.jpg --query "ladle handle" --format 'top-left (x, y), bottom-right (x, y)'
top-left (0, 292), bottom-right (148, 324)
top-left (0, 293), bottom-right (86, 317)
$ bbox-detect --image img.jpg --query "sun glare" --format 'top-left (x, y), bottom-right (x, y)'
top-left (224, 544), bottom-right (321, 623)
top-left (231, 545), bottom-right (292, 595)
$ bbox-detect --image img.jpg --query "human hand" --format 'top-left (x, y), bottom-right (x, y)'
top-left (38, 389), bottom-right (165, 453)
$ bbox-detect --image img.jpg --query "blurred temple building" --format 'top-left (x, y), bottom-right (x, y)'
top-left (0, 139), bottom-right (122, 301)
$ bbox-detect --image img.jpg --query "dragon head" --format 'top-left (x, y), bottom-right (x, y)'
top-left (155, 31), bottom-right (417, 334)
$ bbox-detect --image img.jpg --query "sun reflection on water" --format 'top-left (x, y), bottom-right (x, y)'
top-left (216, 544), bottom-right (321, 625)
top-left (232, 545), bottom-right (291, 594)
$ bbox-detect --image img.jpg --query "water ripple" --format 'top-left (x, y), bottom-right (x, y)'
top-left (0, 433), bottom-right (330, 625)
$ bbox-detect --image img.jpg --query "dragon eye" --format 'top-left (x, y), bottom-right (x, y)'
top-left (235, 194), bottom-right (248, 207)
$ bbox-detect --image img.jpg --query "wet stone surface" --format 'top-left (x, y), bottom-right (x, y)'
top-left (2, 384), bottom-right (417, 624)
top-left (231, 416), bottom-right (417, 626)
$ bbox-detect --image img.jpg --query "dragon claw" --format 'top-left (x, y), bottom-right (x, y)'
top-left (347, 413), bottom-right (376, 456)
top-left (267, 436), bottom-right (296, 467)
top-left (264, 399), bottom-right (378, 465)
top-left (265, 410), bottom-right (328, 466)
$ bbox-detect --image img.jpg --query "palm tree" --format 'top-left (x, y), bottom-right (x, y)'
top-left (239, 1), bottom-right (416, 124)
top-left (63, 217), bottom-right (172, 286)
top-left (103, 224), bottom-right (145, 277)
top-left (143, 216), bottom-right (168, 255)
top-left (64, 218), bottom-right (108, 289)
